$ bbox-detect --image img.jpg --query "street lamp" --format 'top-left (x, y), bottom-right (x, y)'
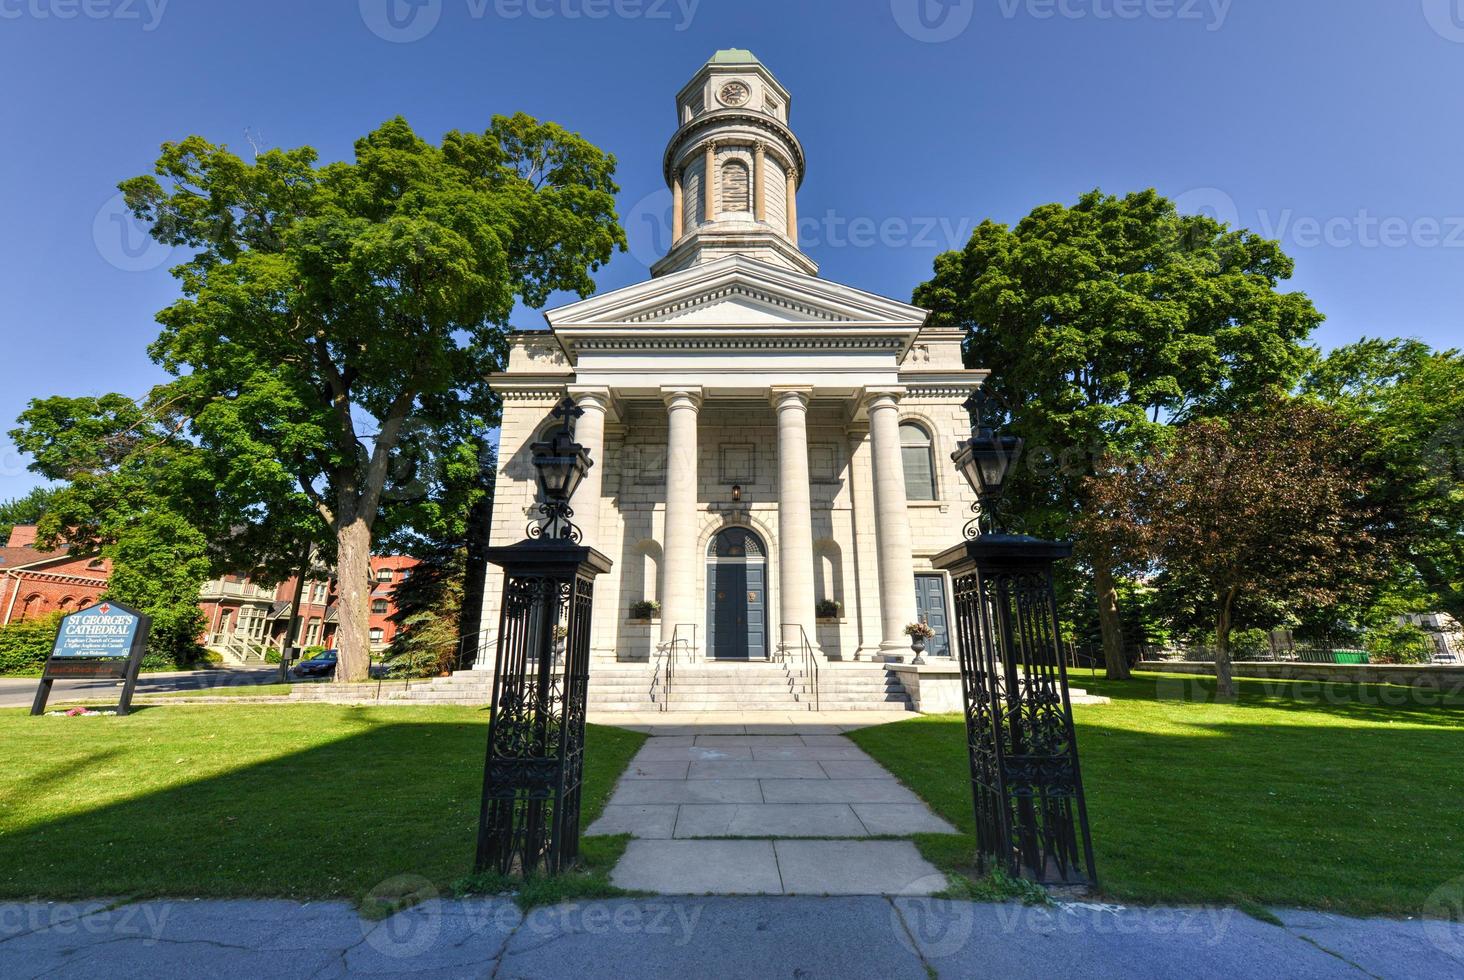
top-left (931, 387), bottom-right (1098, 889)
top-left (953, 390), bottom-right (1023, 536)
top-left (529, 398), bottom-right (593, 542)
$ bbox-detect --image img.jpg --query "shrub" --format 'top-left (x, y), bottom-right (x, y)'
top-left (0, 613), bottom-right (63, 675)
top-left (1364, 622), bottom-right (1434, 665)
top-left (629, 600), bottom-right (660, 620)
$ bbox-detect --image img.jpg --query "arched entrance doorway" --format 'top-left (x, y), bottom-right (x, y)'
top-left (706, 527), bottom-right (768, 661)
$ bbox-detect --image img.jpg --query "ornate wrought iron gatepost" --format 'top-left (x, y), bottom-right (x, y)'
top-left (934, 390), bottom-right (1098, 888)
top-left (474, 399), bottom-right (613, 877)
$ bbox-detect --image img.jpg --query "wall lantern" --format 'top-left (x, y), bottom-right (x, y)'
top-left (731, 484), bottom-right (743, 503)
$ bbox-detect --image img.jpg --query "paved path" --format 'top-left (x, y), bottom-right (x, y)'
top-left (3, 896), bottom-right (1459, 978)
top-left (0, 666), bottom-right (280, 709)
top-left (589, 730), bottom-right (959, 896)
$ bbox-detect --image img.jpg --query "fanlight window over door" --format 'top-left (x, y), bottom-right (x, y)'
top-left (709, 526), bottom-right (764, 559)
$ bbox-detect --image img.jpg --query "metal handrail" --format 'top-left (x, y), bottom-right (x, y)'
top-left (781, 624), bottom-right (820, 713)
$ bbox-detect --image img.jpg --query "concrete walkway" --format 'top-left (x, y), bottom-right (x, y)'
top-left (588, 727), bottom-right (959, 896)
top-left (3, 896), bottom-right (1459, 979)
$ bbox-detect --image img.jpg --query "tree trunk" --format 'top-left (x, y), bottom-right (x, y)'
top-left (1093, 561), bottom-right (1131, 680)
top-left (1214, 589), bottom-right (1237, 701)
top-left (335, 517), bottom-right (373, 683)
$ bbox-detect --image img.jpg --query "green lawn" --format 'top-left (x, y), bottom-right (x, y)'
top-left (151, 683), bottom-right (298, 698)
top-left (0, 704), bottom-right (644, 901)
top-left (850, 672), bottom-right (1464, 917)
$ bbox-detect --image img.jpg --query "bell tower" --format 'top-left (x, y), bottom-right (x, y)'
top-left (653, 50), bottom-right (816, 277)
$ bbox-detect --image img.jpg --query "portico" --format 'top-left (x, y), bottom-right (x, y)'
top-left (479, 50), bottom-right (986, 682)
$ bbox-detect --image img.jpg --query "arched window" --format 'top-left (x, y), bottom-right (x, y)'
top-left (20, 594), bottom-right (42, 621)
top-left (721, 160), bottom-right (751, 213)
top-left (58, 596), bottom-right (75, 613)
top-left (900, 423), bottom-right (937, 501)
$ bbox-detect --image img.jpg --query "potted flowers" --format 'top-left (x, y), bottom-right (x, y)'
top-left (629, 600), bottom-right (660, 622)
top-left (816, 599), bottom-right (842, 622)
top-left (904, 622), bottom-right (936, 665)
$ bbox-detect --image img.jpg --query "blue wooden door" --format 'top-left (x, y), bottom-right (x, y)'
top-left (709, 562), bottom-right (749, 660)
top-left (707, 528), bottom-right (769, 661)
top-left (915, 575), bottom-right (951, 658)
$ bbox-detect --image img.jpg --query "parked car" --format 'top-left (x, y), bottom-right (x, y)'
top-left (292, 650), bottom-right (338, 679)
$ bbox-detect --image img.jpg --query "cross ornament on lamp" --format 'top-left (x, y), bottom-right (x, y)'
top-left (527, 398), bottom-right (593, 543)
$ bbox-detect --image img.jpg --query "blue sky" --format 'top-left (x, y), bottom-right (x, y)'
top-left (1, 0), bottom-right (1461, 499)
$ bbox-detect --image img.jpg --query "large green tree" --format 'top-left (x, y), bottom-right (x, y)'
top-left (914, 189), bottom-right (1321, 678)
top-left (1303, 338), bottom-right (1464, 624)
top-left (110, 115), bottom-right (623, 681)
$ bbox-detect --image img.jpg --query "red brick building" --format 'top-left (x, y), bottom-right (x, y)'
top-left (0, 525), bottom-right (112, 625)
top-left (2, 526), bottom-right (419, 663)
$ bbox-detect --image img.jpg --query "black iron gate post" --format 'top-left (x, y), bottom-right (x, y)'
top-left (473, 398), bottom-right (612, 878)
top-left (937, 390), bottom-right (1098, 888)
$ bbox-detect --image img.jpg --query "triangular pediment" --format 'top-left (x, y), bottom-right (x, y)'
top-left (545, 254), bottom-right (928, 330)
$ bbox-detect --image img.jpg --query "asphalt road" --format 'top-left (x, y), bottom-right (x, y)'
top-left (0, 666), bottom-right (282, 710)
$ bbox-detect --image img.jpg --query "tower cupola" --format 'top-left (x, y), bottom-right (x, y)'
top-left (653, 50), bottom-right (815, 277)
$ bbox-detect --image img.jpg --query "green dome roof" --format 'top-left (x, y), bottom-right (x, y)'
top-left (708, 49), bottom-right (761, 66)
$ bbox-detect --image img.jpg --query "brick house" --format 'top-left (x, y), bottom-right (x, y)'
top-left (2, 525), bottom-right (419, 663)
top-left (0, 525), bottom-right (112, 625)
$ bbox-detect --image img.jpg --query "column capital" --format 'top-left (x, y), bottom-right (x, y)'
top-left (860, 387), bottom-right (908, 413)
top-left (769, 386), bottom-right (813, 411)
top-left (567, 386), bottom-right (613, 413)
top-left (661, 387), bottom-right (704, 412)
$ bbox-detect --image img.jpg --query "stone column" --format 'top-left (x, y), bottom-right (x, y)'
top-left (753, 143), bottom-right (767, 223)
top-left (567, 387), bottom-right (610, 549)
top-left (671, 168), bottom-right (684, 242)
top-left (865, 389), bottom-right (918, 656)
top-left (772, 388), bottom-right (818, 656)
top-left (786, 168), bottom-right (799, 243)
top-left (661, 388), bottom-right (702, 650)
top-left (703, 142), bottom-right (717, 224)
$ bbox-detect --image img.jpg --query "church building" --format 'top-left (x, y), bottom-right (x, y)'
top-left (478, 51), bottom-right (986, 686)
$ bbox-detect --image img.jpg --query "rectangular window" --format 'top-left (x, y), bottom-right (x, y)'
top-left (369, 628), bottom-right (385, 643)
top-left (376, 569), bottom-right (394, 582)
top-left (902, 446), bottom-right (936, 501)
top-left (371, 599), bottom-right (389, 614)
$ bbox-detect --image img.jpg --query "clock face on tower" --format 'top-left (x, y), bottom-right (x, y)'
top-left (718, 82), bottom-right (751, 107)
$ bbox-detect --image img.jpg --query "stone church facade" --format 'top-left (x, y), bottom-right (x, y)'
top-left (478, 50), bottom-right (986, 671)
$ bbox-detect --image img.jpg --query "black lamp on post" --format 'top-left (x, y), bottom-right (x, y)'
top-left (932, 386), bottom-right (1098, 889)
top-left (953, 390), bottom-right (1024, 537)
top-left (475, 395), bottom-right (612, 879)
top-left (528, 399), bottom-right (593, 543)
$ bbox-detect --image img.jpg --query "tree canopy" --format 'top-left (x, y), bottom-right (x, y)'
top-left (12, 114), bottom-right (624, 681)
top-left (914, 188), bottom-right (1322, 676)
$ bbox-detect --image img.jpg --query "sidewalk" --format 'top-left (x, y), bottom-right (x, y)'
top-left (588, 730), bottom-right (957, 895)
top-left (3, 895), bottom-right (1459, 978)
